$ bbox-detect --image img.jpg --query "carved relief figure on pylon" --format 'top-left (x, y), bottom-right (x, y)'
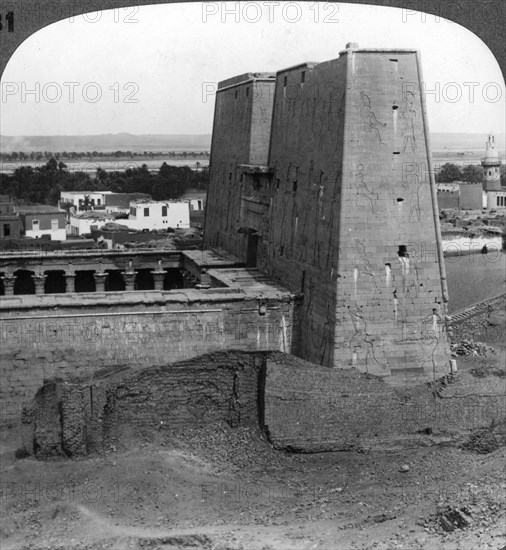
top-left (352, 163), bottom-right (377, 212)
top-left (347, 304), bottom-right (387, 372)
top-left (399, 90), bottom-right (417, 153)
top-left (359, 92), bottom-right (386, 144)
top-left (354, 238), bottom-right (379, 291)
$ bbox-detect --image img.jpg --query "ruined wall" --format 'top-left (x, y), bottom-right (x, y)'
top-left (204, 75), bottom-right (275, 259)
top-left (260, 59), bottom-right (348, 367)
top-left (263, 355), bottom-right (506, 452)
top-left (111, 351), bottom-right (263, 430)
top-left (0, 290), bottom-right (295, 427)
top-left (21, 352), bottom-right (264, 456)
top-left (22, 351), bottom-right (506, 456)
top-left (335, 50), bottom-right (450, 384)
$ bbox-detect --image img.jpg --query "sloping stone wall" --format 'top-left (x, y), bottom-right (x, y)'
top-left (263, 354), bottom-right (505, 452)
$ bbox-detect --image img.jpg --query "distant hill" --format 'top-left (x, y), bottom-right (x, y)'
top-left (431, 132), bottom-right (505, 152)
top-left (0, 132), bottom-right (504, 154)
top-left (0, 134), bottom-right (212, 153)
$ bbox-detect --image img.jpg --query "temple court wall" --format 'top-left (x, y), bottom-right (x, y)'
top-left (0, 286), bottom-right (298, 428)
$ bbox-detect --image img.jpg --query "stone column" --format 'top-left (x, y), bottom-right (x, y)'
top-left (122, 271), bottom-right (137, 291)
top-left (65, 273), bottom-right (76, 293)
top-left (93, 272), bottom-right (108, 292)
top-left (152, 270), bottom-right (166, 291)
top-left (34, 275), bottom-right (47, 295)
top-left (1, 275), bottom-right (16, 296)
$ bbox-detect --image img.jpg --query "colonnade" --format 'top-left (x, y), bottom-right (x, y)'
top-left (0, 262), bottom-right (201, 296)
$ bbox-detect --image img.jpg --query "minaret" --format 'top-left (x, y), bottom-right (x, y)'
top-left (481, 134), bottom-right (502, 209)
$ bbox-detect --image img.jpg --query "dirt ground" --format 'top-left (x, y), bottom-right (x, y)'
top-left (1, 320), bottom-right (505, 550)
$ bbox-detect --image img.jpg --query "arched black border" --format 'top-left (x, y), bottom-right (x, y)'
top-left (0, 1), bottom-right (504, 82)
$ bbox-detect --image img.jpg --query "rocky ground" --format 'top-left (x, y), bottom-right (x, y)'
top-left (440, 209), bottom-right (505, 238)
top-left (1, 311), bottom-right (505, 549)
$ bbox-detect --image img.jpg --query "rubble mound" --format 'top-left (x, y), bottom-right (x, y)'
top-left (450, 339), bottom-right (495, 357)
top-left (437, 506), bottom-right (473, 532)
top-left (462, 420), bottom-right (506, 454)
top-left (133, 534), bottom-right (212, 548)
top-left (423, 497), bottom-right (505, 537)
top-left (469, 358), bottom-right (506, 378)
top-left (99, 222), bottom-right (130, 231)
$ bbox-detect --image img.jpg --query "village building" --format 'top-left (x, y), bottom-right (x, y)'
top-left (459, 183), bottom-right (484, 210)
top-left (69, 199), bottom-right (190, 236)
top-left (126, 199), bottom-right (190, 231)
top-left (181, 190), bottom-right (206, 227)
top-left (0, 200), bottom-right (21, 240)
top-left (103, 193), bottom-right (151, 214)
top-left (16, 205), bottom-right (66, 241)
top-left (181, 190), bottom-right (206, 213)
top-left (59, 191), bottom-right (114, 211)
top-left (59, 191), bottom-right (151, 215)
top-left (69, 211), bottom-right (118, 236)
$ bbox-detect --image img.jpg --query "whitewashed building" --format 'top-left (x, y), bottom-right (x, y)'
top-left (59, 191), bottom-right (114, 211)
top-left (69, 199), bottom-right (190, 235)
top-left (126, 200), bottom-right (190, 230)
top-left (181, 190), bottom-right (206, 212)
top-left (16, 205), bottom-right (67, 241)
top-left (69, 211), bottom-right (118, 236)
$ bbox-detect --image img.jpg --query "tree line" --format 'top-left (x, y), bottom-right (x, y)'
top-left (0, 159), bottom-right (208, 205)
top-left (1, 151), bottom-right (210, 162)
top-left (436, 162), bottom-right (506, 185)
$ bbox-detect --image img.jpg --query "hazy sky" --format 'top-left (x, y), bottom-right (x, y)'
top-left (0, 2), bottom-right (504, 136)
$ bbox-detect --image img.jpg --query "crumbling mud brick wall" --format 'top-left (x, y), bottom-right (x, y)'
top-left (21, 382), bottom-right (91, 457)
top-left (21, 382), bottom-right (64, 457)
top-left (1, 291), bottom-right (296, 428)
top-left (21, 351), bottom-right (505, 457)
top-left (263, 354), bottom-right (506, 452)
top-left (109, 351), bottom-right (264, 432)
top-left (21, 352), bottom-right (265, 456)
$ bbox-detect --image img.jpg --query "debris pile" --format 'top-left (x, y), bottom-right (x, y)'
top-left (462, 419), bottom-right (506, 454)
top-left (450, 339), bottom-right (495, 357)
top-left (437, 506), bottom-right (473, 532)
top-left (423, 498), bottom-right (505, 536)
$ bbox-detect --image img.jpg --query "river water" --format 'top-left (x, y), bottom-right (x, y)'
top-left (0, 158), bottom-right (209, 174)
top-left (445, 250), bottom-right (506, 312)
